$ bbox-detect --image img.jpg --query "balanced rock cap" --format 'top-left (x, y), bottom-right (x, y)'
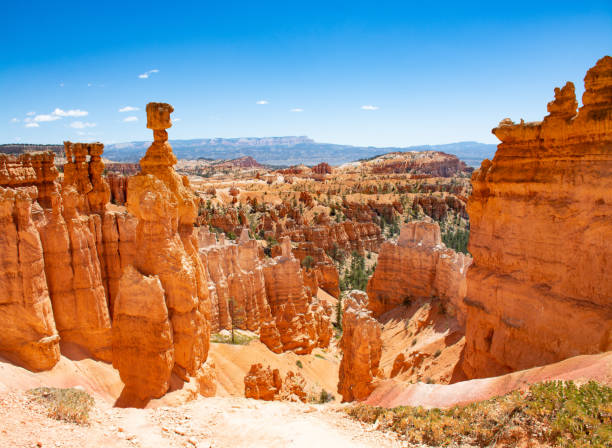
top-left (146, 102), bottom-right (174, 130)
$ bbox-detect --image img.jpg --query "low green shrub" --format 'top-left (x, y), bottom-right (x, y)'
top-left (28, 387), bottom-right (94, 425)
top-left (345, 381), bottom-right (612, 447)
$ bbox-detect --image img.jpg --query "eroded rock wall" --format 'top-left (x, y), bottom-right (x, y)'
top-left (366, 221), bottom-right (471, 321)
top-left (199, 228), bottom-right (271, 333)
top-left (0, 186), bottom-right (60, 371)
top-left (38, 187), bottom-right (112, 361)
top-left (463, 56), bottom-right (612, 379)
top-left (261, 238), bottom-right (332, 354)
top-left (112, 266), bottom-right (174, 401)
top-left (337, 293), bottom-right (382, 402)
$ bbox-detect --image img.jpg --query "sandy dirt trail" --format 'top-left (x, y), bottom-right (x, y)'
top-left (0, 393), bottom-right (401, 448)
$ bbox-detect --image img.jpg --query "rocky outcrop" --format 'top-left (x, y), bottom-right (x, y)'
top-left (273, 241), bottom-right (340, 298)
top-left (95, 211), bottom-right (137, 315)
top-left (244, 363), bottom-right (307, 402)
top-left (199, 228), bottom-right (271, 333)
top-left (368, 151), bottom-right (472, 176)
top-left (0, 186), bottom-right (60, 371)
top-left (338, 293), bottom-right (382, 402)
top-left (38, 187), bottom-right (112, 361)
top-left (63, 142), bottom-right (111, 214)
top-left (0, 151), bottom-right (59, 208)
top-left (0, 146), bottom-right (127, 366)
top-left (105, 163), bottom-right (140, 176)
top-left (463, 56), bottom-right (612, 379)
top-left (113, 103), bottom-right (211, 400)
top-left (277, 221), bottom-right (383, 255)
top-left (366, 221), bottom-right (471, 321)
top-left (261, 238), bottom-right (333, 354)
top-left (107, 173), bottom-right (129, 206)
top-left (200, 231), bottom-right (332, 354)
top-left (112, 266), bottom-right (174, 401)
top-left (311, 162), bottom-right (332, 174)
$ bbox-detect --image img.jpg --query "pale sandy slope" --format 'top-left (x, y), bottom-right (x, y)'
top-left (0, 392), bottom-right (402, 448)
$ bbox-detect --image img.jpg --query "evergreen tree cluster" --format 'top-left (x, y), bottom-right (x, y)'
top-left (340, 251), bottom-right (374, 291)
top-left (442, 228), bottom-right (470, 254)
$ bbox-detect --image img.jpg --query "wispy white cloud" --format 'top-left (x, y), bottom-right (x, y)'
top-left (256, 100), bottom-right (269, 105)
top-left (138, 69), bottom-right (159, 79)
top-left (173, 117), bottom-right (181, 122)
top-left (59, 82), bottom-right (65, 87)
top-left (119, 106), bottom-right (139, 113)
top-left (361, 105), bottom-right (379, 111)
top-left (290, 108), bottom-right (304, 112)
top-left (53, 108), bottom-right (88, 117)
top-left (33, 114), bottom-right (61, 122)
top-left (123, 116), bottom-right (138, 122)
top-left (10, 118), bottom-right (19, 123)
top-left (70, 121), bottom-right (96, 129)
top-left (21, 108), bottom-right (89, 126)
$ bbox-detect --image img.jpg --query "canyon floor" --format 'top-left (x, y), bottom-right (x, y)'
top-left (0, 392), bottom-right (403, 448)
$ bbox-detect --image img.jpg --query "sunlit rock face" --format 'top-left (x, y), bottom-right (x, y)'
top-left (261, 237), bottom-right (333, 354)
top-left (366, 221), bottom-right (471, 322)
top-left (113, 102), bottom-right (212, 401)
top-left (0, 151), bottom-right (58, 208)
top-left (112, 265), bottom-right (174, 401)
top-left (0, 186), bottom-right (60, 371)
top-left (63, 142), bottom-right (111, 214)
top-left (463, 56), bottom-right (612, 379)
top-left (337, 293), bottom-right (382, 402)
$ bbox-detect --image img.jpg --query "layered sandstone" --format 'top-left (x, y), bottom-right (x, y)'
top-left (199, 228), bottom-right (272, 333)
top-left (366, 221), bottom-right (471, 321)
top-left (0, 151), bottom-right (59, 207)
top-left (243, 363), bottom-right (307, 402)
top-left (63, 142), bottom-right (111, 214)
top-left (273, 241), bottom-right (340, 298)
top-left (107, 173), bottom-right (129, 206)
top-left (112, 266), bottom-right (174, 400)
top-left (463, 56), bottom-right (612, 379)
top-left (0, 186), bottom-right (60, 371)
top-left (275, 220), bottom-right (383, 255)
top-left (261, 238), bottom-right (332, 354)
top-left (337, 293), bottom-right (382, 402)
top-left (113, 103), bottom-right (211, 399)
top-left (38, 187), bottom-right (112, 361)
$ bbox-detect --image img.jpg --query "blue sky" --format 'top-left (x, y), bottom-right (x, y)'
top-left (2, 1), bottom-right (611, 147)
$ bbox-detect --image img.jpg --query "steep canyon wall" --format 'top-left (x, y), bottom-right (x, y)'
top-left (463, 56), bottom-right (612, 378)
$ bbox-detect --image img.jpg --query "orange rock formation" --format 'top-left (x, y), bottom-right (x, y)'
top-left (463, 56), bottom-right (612, 379)
top-left (0, 186), bottom-right (60, 371)
top-left (63, 142), bottom-right (111, 214)
top-left (112, 265), bottom-right (174, 400)
top-left (261, 237), bottom-right (333, 354)
top-left (112, 103), bottom-right (211, 400)
top-left (0, 151), bottom-right (59, 207)
top-left (366, 221), bottom-right (471, 321)
top-left (38, 186), bottom-right (113, 362)
top-left (198, 228), bottom-right (272, 333)
top-left (337, 293), bottom-right (382, 402)
top-left (243, 363), bottom-right (307, 402)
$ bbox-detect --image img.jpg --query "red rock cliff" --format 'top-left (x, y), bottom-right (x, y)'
top-left (463, 56), bottom-right (612, 379)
